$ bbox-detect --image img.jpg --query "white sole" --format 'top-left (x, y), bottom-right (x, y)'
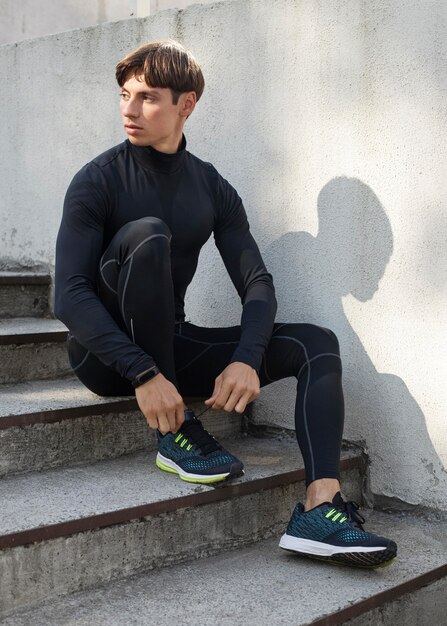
top-left (279, 534), bottom-right (385, 556)
top-left (156, 452), bottom-right (231, 482)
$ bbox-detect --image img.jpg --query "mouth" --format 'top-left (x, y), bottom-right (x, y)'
top-left (124, 124), bottom-right (144, 134)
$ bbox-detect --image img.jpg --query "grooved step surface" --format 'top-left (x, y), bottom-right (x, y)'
top-left (2, 513), bottom-right (445, 626)
top-left (1, 436), bottom-right (354, 538)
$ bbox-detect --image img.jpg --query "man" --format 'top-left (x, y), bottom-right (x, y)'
top-left (55, 40), bottom-right (396, 568)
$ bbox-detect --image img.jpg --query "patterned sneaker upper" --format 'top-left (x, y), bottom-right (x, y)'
top-left (287, 492), bottom-right (392, 548)
top-left (157, 411), bottom-right (242, 475)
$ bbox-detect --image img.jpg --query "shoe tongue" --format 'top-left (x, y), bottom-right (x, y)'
top-left (183, 409), bottom-right (196, 421)
top-left (331, 492), bottom-right (365, 529)
top-left (181, 416), bottom-right (221, 455)
top-left (331, 492), bottom-right (345, 507)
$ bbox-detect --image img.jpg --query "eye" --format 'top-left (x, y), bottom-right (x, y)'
top-left (119, 92), bottom-right (129, 100)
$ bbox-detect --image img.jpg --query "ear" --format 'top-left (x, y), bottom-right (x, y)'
top-left (179, 91), bottom-right (197, 118)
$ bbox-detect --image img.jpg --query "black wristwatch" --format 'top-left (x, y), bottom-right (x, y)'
top-left (131, 365), bottom-right (161, 388)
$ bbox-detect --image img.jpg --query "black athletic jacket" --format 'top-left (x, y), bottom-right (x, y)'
top-left (55, 136), bottom-right (277, 381)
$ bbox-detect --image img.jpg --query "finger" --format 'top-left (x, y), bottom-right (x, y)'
top-left (166, 406), bottom-right (177, 433)
top-left (205, 376), bottom-right (223, 405)
top-left (146, 414), bottom-right (158, 431)
top-left (211, 380), bottom-right (233, 410)
top-left (175, 403), bottom-right (185, 432)
top-left (234, 392), bottom-right (253, 414)
top-left (223, 388), bottom-right (243, 413)
top-left (157, 413), bottom-right (170, 435)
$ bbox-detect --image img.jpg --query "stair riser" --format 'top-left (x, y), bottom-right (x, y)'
top-left (0, 409), bottom-right (243, 478)
top-left (343, 577), bottom-right (446, 626)
top-left (0, 468), bottom-right (362, 617)
top-left (0, 343), bottom-right (70, 383)
top-left (0, 285), bottom-right (50, 318)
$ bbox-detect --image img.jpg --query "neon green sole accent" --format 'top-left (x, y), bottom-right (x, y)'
top-left (155, 458), bottom-right (228, 484)
top-left (156, 458), bottom-right (178, 474)
top-left (179, 474), bottom-right (228, 484)
top-left (305, 554), bottom-right (397, 569)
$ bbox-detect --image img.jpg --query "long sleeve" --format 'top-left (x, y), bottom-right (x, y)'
top-left (213, 174), bottom-right (277, 371)
top-left (54, 164), bottom-right (154, 380)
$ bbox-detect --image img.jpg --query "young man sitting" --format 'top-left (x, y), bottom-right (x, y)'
top-left (55, 40), bottom-right (397, 568)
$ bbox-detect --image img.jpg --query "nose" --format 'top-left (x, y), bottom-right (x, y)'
top-left (121, 97), bottom-right (139, 119)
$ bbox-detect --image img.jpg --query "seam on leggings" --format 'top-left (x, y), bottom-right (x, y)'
top-left (123, 233), bottom-right (170, 265)
top-left (176, 345), bottom-right (213, 373)
top-left (100, 234), bottom-right (170, 296)
top-left (130, 318), bottom-right (135, 343)
top-left (261, 323), bottom-right (294, 381)
top-left (174, 335), bottom-right (239, 347)
top-left (72, 350), bottom-right (91, 371)
top-left (272, 334), bottom-right (316, 482)
top-left (175, 334), bottom-right (242, 373)
top-left (99, 259), bottom-right (119, 295)
top-left (296, 352), bottom-right (341, 382)
top-left (121, 255), bottom-right (134, 320)
top-left (177, 323), bottom-right (288, 380)
top-left (272, 323), bottom-right (288, 334)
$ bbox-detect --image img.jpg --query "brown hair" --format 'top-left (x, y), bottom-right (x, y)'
top-left (116, 40), bottom-right (205, 104)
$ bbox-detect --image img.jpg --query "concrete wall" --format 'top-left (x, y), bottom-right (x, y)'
top-left (0, 0), bottom-right (446, 511)
top-left (0, 0), bottom-right (132, 45)
top-left (0, 0), bottom-right (224, 45)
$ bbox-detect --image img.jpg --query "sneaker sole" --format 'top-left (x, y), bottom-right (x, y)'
top-left (156, 452), bottom-right (243, 484)
top-left (279, 534), bottom-right (397, 568)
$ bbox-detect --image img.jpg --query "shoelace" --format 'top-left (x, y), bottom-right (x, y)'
top-left (338, 499), bottom-right (366, 530)
top-left (180, 418), bottom-right (222, 456)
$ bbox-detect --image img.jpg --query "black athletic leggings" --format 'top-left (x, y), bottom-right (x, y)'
top-left (68, 217), bottom-right (345, 486)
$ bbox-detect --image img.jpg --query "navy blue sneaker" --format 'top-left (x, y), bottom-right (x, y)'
top-left (279, 492), bottom-right (397, 568)
top-left (156, 410), bottom-right (244, 484)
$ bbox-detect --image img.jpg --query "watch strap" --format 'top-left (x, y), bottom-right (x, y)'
top-left (132, 365), bottom-right (160, 388)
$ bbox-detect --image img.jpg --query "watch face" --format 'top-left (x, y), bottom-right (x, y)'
top-left (133, 366), bottom-right (159, 388)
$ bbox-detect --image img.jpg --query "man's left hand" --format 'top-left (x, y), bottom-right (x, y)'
top-left (205, 362), bottom-right (260, 414)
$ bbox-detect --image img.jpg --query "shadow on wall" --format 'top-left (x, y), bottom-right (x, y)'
top-left (261, 177), bottom-right (445, 506)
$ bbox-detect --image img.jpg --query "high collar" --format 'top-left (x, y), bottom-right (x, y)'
top-left (128, 135), bottom-right (187, 174)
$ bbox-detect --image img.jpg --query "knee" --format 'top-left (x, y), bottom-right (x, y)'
top-left (282, 323), bottom-right (340, 357)
top-left (120, 217), bottom-right (171, 246)
top-left (319, 326), bottom-right (340, 354)
top-left (117, 217), bottom-right (171, 264)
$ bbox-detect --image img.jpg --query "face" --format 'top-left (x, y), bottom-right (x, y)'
top-left (119, 74), bottom-right (196, 152)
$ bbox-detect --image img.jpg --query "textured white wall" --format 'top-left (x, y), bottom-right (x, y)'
top-left (0, 0), bottom-right (132, 44)
top-left (0, 0), bottom-right (446, 510)
top-left (0, 0), bottom-right (226, 45)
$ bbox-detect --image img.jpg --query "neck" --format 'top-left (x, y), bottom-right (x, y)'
top-left (148, 131), bottom-right (184, 154)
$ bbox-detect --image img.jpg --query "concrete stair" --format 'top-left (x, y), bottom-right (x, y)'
top-left (0, 271), bottom-right (50, 318)
top-left (0, 377), bottom-right (242, 476)
top-left (1, 512), bottom-right (446, 626)
top-left (0, 271), bottom-right (446, 624)
top-left (0, 317), bottom-right (69, 383)
top-left (0, 436), bottom-right (363, 617)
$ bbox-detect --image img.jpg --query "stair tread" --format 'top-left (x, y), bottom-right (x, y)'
top-left (0, 272), bottom-right (50, 285)
top-left (0, 437), bottom-right (359, 537)
top-left (0, 317), bottom-right (66, 335)
top-left (0, 376), bottom-right (133, 420)
top-left (2, 512), bottom-right (446, 626)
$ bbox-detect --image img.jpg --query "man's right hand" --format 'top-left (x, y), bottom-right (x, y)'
top-left (135, 373), bottom-right (184, 434)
